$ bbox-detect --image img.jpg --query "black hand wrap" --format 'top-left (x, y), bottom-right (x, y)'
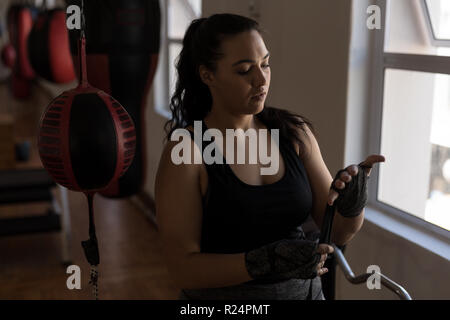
top-left (331, 162), bottom-right (371, 218)
top-left (244, 239), bottom-right (321, 281)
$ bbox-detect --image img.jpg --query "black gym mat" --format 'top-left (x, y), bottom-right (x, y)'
top-left (0, 169), bottom-right (56, 204)
top-left (0, 169), bottom-right (55, 190)
top-left (0, 210), bottom-right (61, 236)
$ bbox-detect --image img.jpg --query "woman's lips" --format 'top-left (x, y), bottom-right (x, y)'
top-left (251, 92), bottom-right (266, 100)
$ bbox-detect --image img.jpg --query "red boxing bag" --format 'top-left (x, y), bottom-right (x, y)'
top-left (67, 0), bottom-right (161, 198)
top-left (7, 5), bottom-right (35, 99)
top-left (0, 21), bottom-right (12, 81)
top-left (1, 43), bottom-right (16, 68)
top-left (28, 9), bottom-right (75, 84)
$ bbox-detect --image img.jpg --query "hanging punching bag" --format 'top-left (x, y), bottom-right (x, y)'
top-left (28, 8), bottom-right (75, 84)
top-left (0, 20), bottom-right (14, 80)
top-left (7, 4), bottom-right (35, 99)
top-left (1, 44), bottom-right (16, 68)
top-left (38, 45), bottom-right (136, 194)
top-left (38, 22), bottom-right (136, 299)
top-left (66, 0), bottom-right (161, 198)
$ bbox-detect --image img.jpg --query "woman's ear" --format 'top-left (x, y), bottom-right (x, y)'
top-left (199, 65), bottom-right (214, 87)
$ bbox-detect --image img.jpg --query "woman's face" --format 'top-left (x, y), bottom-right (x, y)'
top-left (201, 30), bottom-right (271, 116)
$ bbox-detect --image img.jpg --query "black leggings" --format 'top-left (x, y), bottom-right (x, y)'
top-left (178, 276), bottom-right (325, 300)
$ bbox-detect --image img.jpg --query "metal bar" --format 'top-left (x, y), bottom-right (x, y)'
top-left (332, 244), bottom-right (412, 300)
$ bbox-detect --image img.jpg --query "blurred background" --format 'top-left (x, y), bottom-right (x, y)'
top-left (0, 0), bottom-right (448, 300)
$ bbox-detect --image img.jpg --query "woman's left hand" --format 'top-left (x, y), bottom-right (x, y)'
top-left (327, 154), bottom-right (385, 206)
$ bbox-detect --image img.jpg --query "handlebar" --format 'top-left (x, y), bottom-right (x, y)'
top-left (332, 244), bottom-right (412, 300)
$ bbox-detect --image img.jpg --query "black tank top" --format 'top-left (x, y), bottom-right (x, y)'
top-left (186, 119), bottom-right (313, 254)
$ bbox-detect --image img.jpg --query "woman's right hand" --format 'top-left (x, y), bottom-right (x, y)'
top-left (316, 243), bottom-right (334, 276)
top-left (245, 239), bottom-right (334, 281)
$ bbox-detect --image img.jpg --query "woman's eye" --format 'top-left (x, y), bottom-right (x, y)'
top-left (238, 69), bottom-right (250, 75)
top-left (238, 64), bottom-right (270, 75)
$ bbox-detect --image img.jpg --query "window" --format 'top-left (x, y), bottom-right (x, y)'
top-left (154, 0), bottom-right (202, 118)
top-left (370, 0), bottom-right (450, 235)
top-left (424, 0), bottom-right (450, 44)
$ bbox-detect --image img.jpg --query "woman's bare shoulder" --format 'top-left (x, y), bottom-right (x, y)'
top-left (292, 118), bottom-right (314, 161)
top-left (155, 129), bottom-right (201, 192)
top-left (155, 132), bottom-right (204, 261)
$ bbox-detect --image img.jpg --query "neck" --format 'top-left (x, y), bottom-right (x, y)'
top-left (204, 106), bottom-right (262, 134)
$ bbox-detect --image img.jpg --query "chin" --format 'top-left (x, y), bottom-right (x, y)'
top-left (236, 100), bottom-right (265, 115)
top-left (250, 102), bottom-right (265, 115)
top-left (243, 106), bottom-right (263, 116)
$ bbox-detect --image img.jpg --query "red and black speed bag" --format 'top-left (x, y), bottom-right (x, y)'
top-left (38, 38), bottom-right (136, 193)
top-left (66, 0), bottom-right (161, 198)
top-left (28, 9), bottom-right (75, 84)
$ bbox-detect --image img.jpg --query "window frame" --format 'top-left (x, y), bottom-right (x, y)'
top-left (153, 0), bottom-right (201, 119)
top-left (421, 0), bottom-right (450, 47)
top-left (369, 0), bottom-right (450, 241)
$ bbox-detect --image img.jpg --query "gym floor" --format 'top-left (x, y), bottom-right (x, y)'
top-left (0, 193), bottom-right (179, 300)
top-left (0, 83), bottom-right (179, 300)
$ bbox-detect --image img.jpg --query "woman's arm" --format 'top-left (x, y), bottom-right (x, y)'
top-left (155, 138), bottom-right (252, 289)
top-left (295, 125), bottom-right (363, 247)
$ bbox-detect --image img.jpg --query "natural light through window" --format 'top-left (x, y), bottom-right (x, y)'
top-left (168, 0), bottom-right (202, 104)
top-left (154, 0), bottom-right (201, 116)
top-left (426, 0), bottom-right (450, 40)
top-left (425, 71), bottom-right (450, 230)
top-left (378, 0), bottom-right (450, 232)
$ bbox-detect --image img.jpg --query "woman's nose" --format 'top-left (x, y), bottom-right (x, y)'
top-left (253, 66), bottom-right (268, 87)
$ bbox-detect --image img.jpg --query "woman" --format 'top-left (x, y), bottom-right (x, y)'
top-left (155, 13), bottom-right (384, 300)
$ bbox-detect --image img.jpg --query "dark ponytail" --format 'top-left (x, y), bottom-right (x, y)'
top-left (164, 13), bottom-right (315, 159)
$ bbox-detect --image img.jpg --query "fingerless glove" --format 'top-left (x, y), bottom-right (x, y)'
top-left (244, 239), bottom-right (321, 281)
top-left (331, 162), bottom-right (371, 218)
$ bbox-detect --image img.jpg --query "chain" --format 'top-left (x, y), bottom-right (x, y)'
top-left (88, 265), bottom-right (99, 300)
